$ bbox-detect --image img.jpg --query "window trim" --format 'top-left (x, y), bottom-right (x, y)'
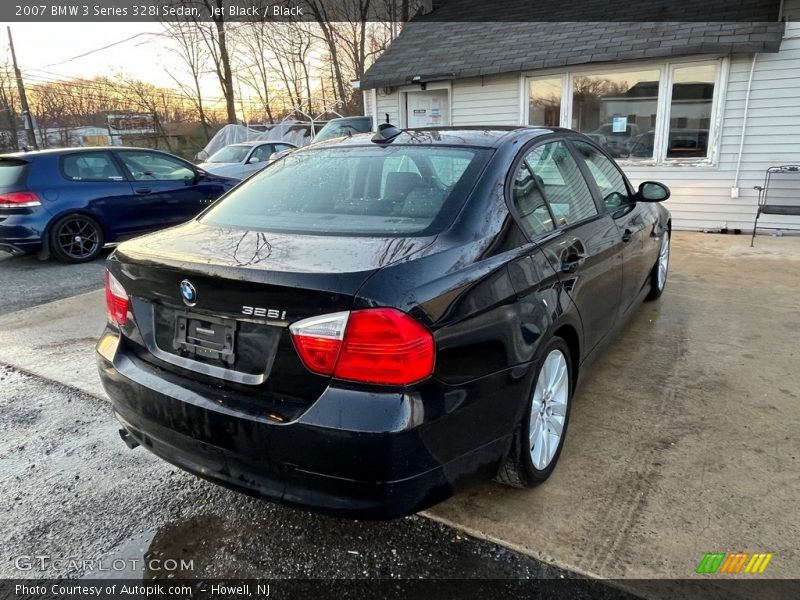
top-left (565, 136), bottom-right (636, 215)
top-left (505, 134), bottom-right (605, 242)
top-left (526, 74), bottom-right (568, 127)
top-left (520, 56), bottom-right (729, 168)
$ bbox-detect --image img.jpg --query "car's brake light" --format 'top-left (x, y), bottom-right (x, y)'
top-left (289, 312), bottom-right (349, 375)
top-left (0, 191), bottom-right (40, 208)
top-left (105, 271), bottom-right (129, 325)
top-left (289, 308), bottom-right (434, 386)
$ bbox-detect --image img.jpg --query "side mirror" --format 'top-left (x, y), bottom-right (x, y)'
top-left (637, 181), bottom-right (670, 202)
top-left (246, 156), bottom-right (260, 164)
top-left (193, 169), bottom-right (207, 184)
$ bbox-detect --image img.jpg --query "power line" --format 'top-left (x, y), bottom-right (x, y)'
top-left (39, 32), bottom-right (165, 68)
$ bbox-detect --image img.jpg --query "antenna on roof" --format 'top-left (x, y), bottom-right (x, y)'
top-left (371, 122), bottom-right (402, 144)
top-left (385, 113), bottom-right (390, 124)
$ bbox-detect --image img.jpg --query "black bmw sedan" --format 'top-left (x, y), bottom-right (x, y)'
top-left (96, 126), bottom-right (671, 519)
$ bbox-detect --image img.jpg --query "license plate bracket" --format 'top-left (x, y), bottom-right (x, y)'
top-left (173, 313), bottom-right (236, 366)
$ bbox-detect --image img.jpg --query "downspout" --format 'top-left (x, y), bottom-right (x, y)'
top-left (371, 88), bottom-right (379, 131)
top-left (732, 52), bottom-right (758, 193)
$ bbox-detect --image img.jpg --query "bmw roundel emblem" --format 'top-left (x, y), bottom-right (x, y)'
top-left (180, 280), bottom-right (197, 307)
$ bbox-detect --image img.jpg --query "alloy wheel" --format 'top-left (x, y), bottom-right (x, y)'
top-left (657, 234), bottom-right (670, 290)
top-left (56, 217), bottom-right (101, 260)
top-left (529, 349), bottom-right (569, 470)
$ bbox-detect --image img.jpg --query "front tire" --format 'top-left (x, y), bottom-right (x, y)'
top-left (497, 336), bottom-right (573, 488)
top-left (646, 231), bottom-right (670, 300)
top-left (50, 214), bottom-right (104, 263)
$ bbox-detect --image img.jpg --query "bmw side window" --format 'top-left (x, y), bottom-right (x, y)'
top-left (511, 161), bottom-right (554, 237)
top-left (525, 141), bottom-right (598, 227)
top-left (118, 152), bottom-right (195, 182)
top-left (61, 153), bottom-right (124, 182)
top-left (572, 140), bottom-right (631, 210)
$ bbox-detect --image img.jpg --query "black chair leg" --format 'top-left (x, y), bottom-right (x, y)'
top-left (750, 209), bottom-right (760, 247)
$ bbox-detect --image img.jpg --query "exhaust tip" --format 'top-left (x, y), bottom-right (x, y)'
top-left (118, 428), bottom-right (140, 450)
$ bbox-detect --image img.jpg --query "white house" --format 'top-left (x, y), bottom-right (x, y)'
top-left (359, 0), bottom-right (800, 233)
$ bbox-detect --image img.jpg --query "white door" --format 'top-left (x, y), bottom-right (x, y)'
top-left (406, 90), bottom-right (450, 128)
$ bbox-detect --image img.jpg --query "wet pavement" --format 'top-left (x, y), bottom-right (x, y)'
top-left (0, 363), bottom-right (577, 581)
top-left (0, 251), bottom-right (108, 317)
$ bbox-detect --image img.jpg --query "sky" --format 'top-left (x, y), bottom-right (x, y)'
top-left (1, 22), bottom-right (227, 100)
top-left (4, 23), bottom-right (176, 85)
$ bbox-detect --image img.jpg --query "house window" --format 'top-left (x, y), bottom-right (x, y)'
top-left (528, 77), bottom-right (562, 127)
top-left (571, 69), bottom-right (660, 160)
top-left (524, 60), bottom-right (723, 165)
top-left (667, 64), bottom-right (716, 159)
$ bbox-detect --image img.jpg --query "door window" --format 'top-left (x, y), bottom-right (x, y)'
top-left (572, 140), bottom-right (631, 209)
top-left (250, 144), bottom-right (275, 162)
top-left (61, 153), bottom-right (124, 182)
top-left (118, 151), bottom-right (195, 182)
top-left (524, 141), bottom-right (598, 227)
top-left (510, 162), bottom-right (554, 237)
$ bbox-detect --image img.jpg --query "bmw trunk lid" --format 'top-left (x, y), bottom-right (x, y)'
top-left (108, 220), bottom-right (434, 407)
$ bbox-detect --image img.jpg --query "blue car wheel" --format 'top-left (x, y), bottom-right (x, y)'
top-left (50, 214), bottom-right (104, 263)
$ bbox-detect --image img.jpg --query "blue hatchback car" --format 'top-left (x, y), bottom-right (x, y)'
top-left (0, 147), bottom-right (236, 262)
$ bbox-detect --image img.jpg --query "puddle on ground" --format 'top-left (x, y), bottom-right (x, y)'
top-left (83, 515), bottom-right (238, 580)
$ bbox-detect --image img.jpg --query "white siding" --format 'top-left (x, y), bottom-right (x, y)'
top-left (627, 14), bottom-right (800, 231)
top-left (374, 90), bottom-right (400, 126)
top-left (451, 75), bottom-right (520, 125)
top-left (366, 75), bottom-right (520, 127)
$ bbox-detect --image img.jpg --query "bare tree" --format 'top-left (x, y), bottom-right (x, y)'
top-left (235, 19), bottom-right (277, 124)
top-left (173, 0), bottom-right (237, 123)
top-left (0, 61), bottom-right (20, 150)
top-left (262, 22), bottom-right (317, 115)
top-left (163, 22), bottom-right (212, 141)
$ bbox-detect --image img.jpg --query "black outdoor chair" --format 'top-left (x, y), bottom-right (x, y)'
top-left (751, 165), bottom-right (800, 246)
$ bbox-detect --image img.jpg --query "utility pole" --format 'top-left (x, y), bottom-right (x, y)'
top-left (6, 26), bottom-right (38, 150)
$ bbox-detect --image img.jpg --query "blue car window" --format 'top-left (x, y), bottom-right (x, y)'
top-left (118, 151), bottom-right (195, 182)
top-left (61, 153), bottom-right (125, 182)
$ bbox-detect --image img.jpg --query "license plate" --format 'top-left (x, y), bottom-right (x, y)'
top-left (174, 313), bottom-right (236, 365)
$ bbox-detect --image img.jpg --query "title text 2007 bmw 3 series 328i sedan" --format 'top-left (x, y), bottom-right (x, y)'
top-left (96, 125), bottom-right (671, 519)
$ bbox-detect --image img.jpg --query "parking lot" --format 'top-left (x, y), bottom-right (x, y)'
top-left (1, 231), bottom-right (798, 590)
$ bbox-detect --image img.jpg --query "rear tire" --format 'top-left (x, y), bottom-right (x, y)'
top-left (497, 336), bottom-right (573, 488)
top-left (646, 231), bottom-right (670, 300)
top-left (50, 214), bottom-right (104, 264)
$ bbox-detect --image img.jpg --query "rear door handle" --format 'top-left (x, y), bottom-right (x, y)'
top-left (135, 188), bottom-right (152, 195)
top-left (561, 254), bottom-right (586, 273)
top-left (622, 229), bottom-right (633, 243)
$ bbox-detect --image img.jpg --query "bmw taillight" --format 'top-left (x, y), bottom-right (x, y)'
top-left (289, 308), bottom-right (435, 386)
top-left (0, 191), bottom-right (40, 208)
top-left (105, 271), bottom-right (129, 325)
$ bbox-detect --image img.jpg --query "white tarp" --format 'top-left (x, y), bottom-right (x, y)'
top-left (195, 120), bottom-right (315, 161)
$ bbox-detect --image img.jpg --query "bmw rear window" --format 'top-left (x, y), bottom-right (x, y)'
top-left (0, 158), bottom-right (29, 187)
top-left (200, 145), bottom-right (490, 236)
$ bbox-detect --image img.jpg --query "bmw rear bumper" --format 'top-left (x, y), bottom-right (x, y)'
top-left (97, 330), bottom-right (520, 519)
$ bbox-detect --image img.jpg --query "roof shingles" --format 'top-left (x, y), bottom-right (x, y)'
top-left (360, 20), bottom-right (785, 89)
